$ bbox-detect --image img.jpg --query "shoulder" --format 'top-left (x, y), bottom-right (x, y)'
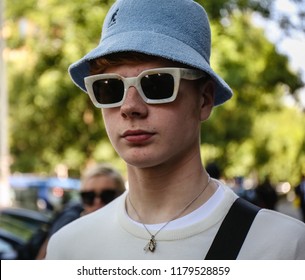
top-left (239, 208), bottom-right (305, 259)
top-left (48, 203), bottom-right (83, 236)
top-left (256, 209), bottom-right (305, 233)
top-left (253, 209), bottom-right (305, 252)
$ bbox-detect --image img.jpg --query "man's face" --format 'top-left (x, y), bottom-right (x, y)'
top-left (81, 175), bottom-right (118, 213)
top-left (100, 60), bottom-right (213, 170)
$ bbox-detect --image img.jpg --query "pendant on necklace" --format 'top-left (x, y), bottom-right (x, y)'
top-left (144, 235), bottom-right (156, 252)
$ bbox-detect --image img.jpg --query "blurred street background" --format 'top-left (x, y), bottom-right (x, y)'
top-left (277, 197), bottom-right (302, 220)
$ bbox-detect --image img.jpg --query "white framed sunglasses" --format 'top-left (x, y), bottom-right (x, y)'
top-left (84, 67), bottom-right (206, 108)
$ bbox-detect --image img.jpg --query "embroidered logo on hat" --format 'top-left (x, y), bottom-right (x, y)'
top-left (108, 8), bottom-right (119, 28)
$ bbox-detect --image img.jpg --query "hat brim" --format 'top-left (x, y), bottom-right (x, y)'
top-left (68, 31), bottom-right (232, 106)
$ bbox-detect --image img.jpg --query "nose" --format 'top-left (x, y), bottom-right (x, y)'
top-left (120, 87), bottom-right (148, 119)
top-left (94, 196), bottom-right (104, 207)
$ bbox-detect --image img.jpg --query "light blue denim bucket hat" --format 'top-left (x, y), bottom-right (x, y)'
top-left (68, 0), bottom-right (233, 106)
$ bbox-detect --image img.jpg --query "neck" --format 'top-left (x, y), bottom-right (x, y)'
top-left (126, 156), bottom-right (218, 224)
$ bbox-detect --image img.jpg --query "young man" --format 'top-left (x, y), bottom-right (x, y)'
top-left (46, 0), bottom-right (305, 259)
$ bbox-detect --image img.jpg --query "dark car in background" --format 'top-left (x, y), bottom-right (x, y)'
top-left (0, 228), bottom-right (24, 259)
top-left (1, 175), bottom-right (81, 259)
top-left (0, 207), bottom-right (51, 259)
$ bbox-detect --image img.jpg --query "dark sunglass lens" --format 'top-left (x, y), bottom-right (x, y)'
top-left (92, 79), bottom-right (124, 105)
top-left (80, 191), bottom-right (95, 206)
top-left (141, 73), bottom-right (174, 100)
top-left (100, 190), bottom-right (117, 204)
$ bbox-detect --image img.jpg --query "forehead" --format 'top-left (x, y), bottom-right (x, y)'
top-left (82, 175), bottom-right (117, 191)
top-left (104, 52), bottom-right (182, 64)
top-left (103, 61), bottom-right (177, 76)
top-left (90, 52), bottom-right (188, 75)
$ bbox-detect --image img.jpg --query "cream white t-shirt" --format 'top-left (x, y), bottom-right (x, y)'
top-left (46, 183), bottom-right (305, 260)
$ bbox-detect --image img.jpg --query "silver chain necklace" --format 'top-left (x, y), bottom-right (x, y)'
top-left (128, 175), bottom-right (211, 253)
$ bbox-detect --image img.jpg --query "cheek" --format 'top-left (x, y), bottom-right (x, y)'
top-left (177, 82), bottom-right (203, 118)
top-left (156, 107), bottom-right (200, 143)
top-left (102, 110), bottom-right (117, 136)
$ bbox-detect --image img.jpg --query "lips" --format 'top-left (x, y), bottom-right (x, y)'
top-left (122, 130), bottom-right (155, 143)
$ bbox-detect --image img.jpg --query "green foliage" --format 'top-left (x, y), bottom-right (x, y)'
top-left (252, 108), bottom-right (305, 183)
top-left (196, 0), bottom-right (273, 20)
top-left (7, 0), bottom-right (118, 176)
top-left (5, 0), bottom-right (305, 183)
top-left (201, 11), bottom-right (305, 183)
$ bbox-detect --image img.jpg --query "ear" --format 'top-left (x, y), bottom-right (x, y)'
top-left (200, 80), bottom-right (215, 121)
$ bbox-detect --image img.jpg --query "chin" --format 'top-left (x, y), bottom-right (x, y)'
top-left (124, 156), bottom-right (162, 169)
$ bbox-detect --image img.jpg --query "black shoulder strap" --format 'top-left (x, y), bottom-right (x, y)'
top-left (205, 197), bottom-right (260, 260)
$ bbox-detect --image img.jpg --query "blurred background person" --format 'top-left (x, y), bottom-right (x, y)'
top-left (34, 163), bottom-right (125, 259)
top-left (295, 174), bottom-right (305, 222)
top-left (79, 163), bottom-right (126, 215)
top-left (255, 176), bottom-right (278, 210)
top-left (206, 162), bottom-right (221, 180)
